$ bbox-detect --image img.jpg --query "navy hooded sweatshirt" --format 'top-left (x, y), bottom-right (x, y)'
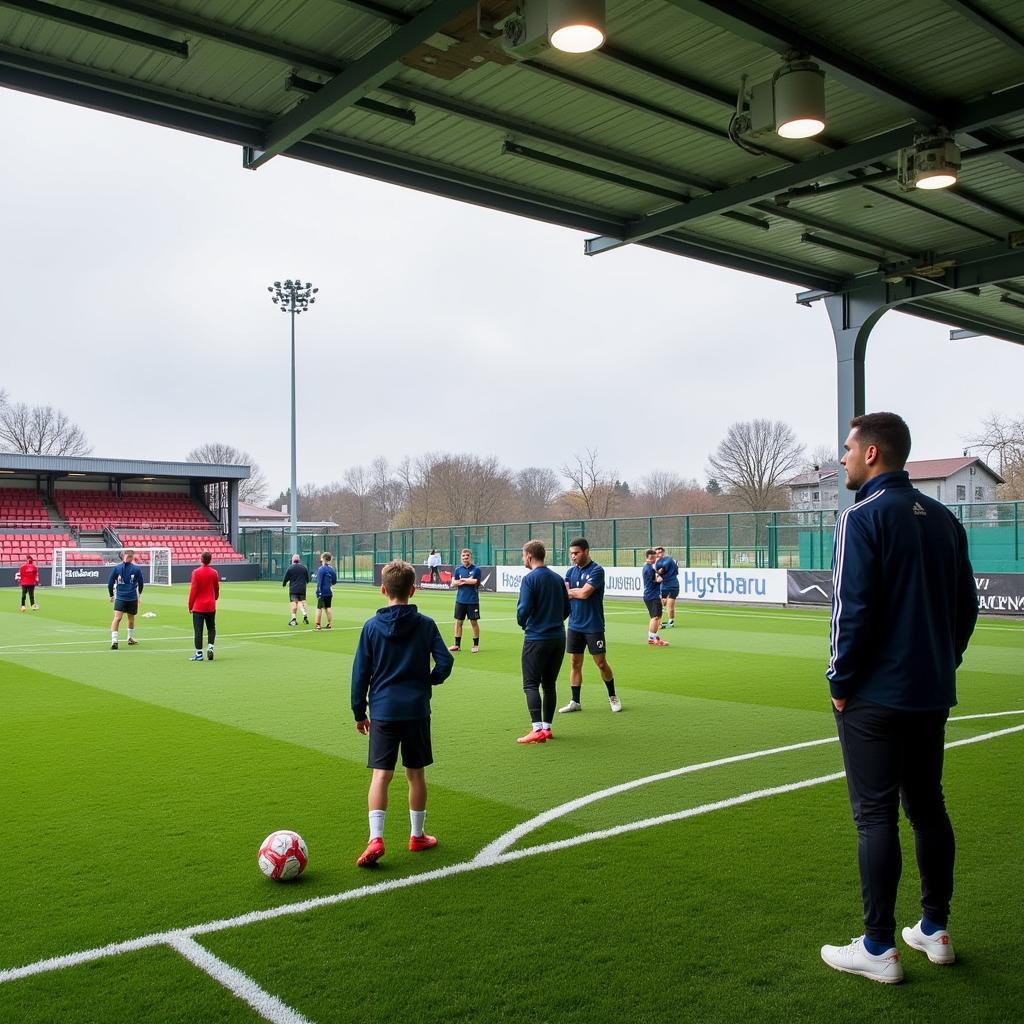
top-left (351, 604), bottom-right (454, 722)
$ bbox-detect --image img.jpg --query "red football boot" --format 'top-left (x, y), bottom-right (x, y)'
top-left (409, 833), bottom-right (438, 852)
top-left (517, 729), bottom-right (547, 744)
top-left (356, 837), bottom-right (384, 867)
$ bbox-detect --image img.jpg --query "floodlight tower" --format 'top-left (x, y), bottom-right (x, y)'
top-left (267, 278), bottom-right (318, 559)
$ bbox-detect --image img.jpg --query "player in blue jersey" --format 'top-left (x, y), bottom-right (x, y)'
top-left (448, 549), bottom-right (482, 653)
top-left (654, 545), bottom-right (680, 628)
top-left (643, 548), bottom-right (670, 645)
top-left (108, 549), bottom-right (145, 650)
top-left (560, 537), bottom-right (622, 713)
top-left (314, 551), bottom-right (337, 631)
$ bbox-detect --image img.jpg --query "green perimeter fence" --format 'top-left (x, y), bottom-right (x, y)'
top-left (239, 502), bottom-right (1023, 582)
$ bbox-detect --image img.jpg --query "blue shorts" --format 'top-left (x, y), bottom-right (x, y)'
top-left (660, 585), bottom-right (679, 599)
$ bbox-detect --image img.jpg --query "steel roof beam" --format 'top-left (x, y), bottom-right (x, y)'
top-left (936, 0), bottom-right (1024, 60)
top-left (904, 302), bottom-right (1024, 347)
top-left (86, 0), bottom-right (341, 74)
top-left (287, 75), bottom-right (415, 125)
top-left (0, 0), bottom-right (187, 57)
top-left (586, 84), bottom-right (1024, 254)
top-left (243, 0), bottom-right (471, 169)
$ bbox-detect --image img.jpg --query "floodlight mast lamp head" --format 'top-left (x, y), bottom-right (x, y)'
top-left (268, 279), bottom-right (319, 314)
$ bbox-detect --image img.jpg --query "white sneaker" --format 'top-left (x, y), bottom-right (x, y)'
top-left (902, 921), bottom-right (955, 964)
top-left (820, 937), bottom-right (903, 984)
top-left (608, 695), bottom-right (623, 712)
top-left (558, 700), bottom-right (581, 714)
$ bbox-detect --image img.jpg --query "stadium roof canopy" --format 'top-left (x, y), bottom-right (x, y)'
top-left (0, 452), bottom-right (250, 481)
top-left (2, 0), bottom-right (1023, 500)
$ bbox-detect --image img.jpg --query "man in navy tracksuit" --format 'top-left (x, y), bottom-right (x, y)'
top-left (654, 546), bottom-right (679, 628)
top-left (351, 560), bottom-right (454, 867)
top-left (515, 539), bottom-right (571, 744)
top-left (820, 413), bottom-right (977, 984)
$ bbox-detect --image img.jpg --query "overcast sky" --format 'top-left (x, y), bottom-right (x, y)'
top-left (1, 87), bottom-right (1021, 498)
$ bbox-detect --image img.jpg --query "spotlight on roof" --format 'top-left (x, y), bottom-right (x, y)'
top-left (548, 0), bottom-right (605, 53)
top-left (898, 131), bottom-right (961, 190)
top-left (773, 59), bottom-right (826, 139)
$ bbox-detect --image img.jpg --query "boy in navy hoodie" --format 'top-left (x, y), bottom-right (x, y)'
top-left (351, 560), bottom-right (454, 867)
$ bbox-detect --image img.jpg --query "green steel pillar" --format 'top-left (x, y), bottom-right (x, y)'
top-left (684, 515), bottom-right (691, 568)
top-left (611, 519), bottom-right (618, 566)
top-left (726, 514), bottom-right (732, 568)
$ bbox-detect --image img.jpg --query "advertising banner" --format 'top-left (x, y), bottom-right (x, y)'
top-left (973, 573), bottom-right (1024, 615)
top-left (374, 564), bottom-right (497, 593)
top-left (497, 565), bottom-right (787, 604)
top-left (786, 570), bottom-right (833, 606)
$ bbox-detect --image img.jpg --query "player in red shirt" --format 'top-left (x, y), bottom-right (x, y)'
top-left (187, 551), bottom-right (220, 662)
top-left (19, 555), bottom-right (40, 611)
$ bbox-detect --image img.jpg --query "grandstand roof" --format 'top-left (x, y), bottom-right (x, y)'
top-left (0, 452), bottom-right (250, 480)
top-left (1, 1), bottom-right (1023, 345)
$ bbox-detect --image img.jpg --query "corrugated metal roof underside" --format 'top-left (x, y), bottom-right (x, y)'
top-left (1, 0), bottom-right (1023, 341)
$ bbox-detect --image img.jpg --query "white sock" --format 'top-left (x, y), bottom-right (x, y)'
top-left (410, 810), bottom-right (425, 837)
top-left (127, 627), bottom-right (135, 638)
top-left (196, 649), bottom-right (202, 656)
top-left (540, 721), bottom-right (550, 730)
top-left (648, 632), bottom-right (656, 640)
top-left (533, 722), bottom-right (544, 731)
top-left (111, 631), bottom-right (118, 642)
top-left (369, 809), bottom-right (385, 840)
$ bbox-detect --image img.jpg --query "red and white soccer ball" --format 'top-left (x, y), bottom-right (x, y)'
top-left (258, 830), bottom-right (309, 881)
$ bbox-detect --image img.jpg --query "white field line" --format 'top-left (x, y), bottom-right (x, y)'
top-left (167, 934), bottom-right (315, 1024)
top-left (2, 710), bottom-right (1021, 990)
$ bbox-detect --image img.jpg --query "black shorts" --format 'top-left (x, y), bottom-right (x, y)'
top-left (454, 602), bottom-right (480, 621)
top-left (661, 585), bottom-right (679, 599)
top-left (114, 599), bottom-right (139, 615)
top-left (367, 718), bottom-right (433, 771)
top-left (522, 637), bottom-right (565, 688)
top-left (566, 629), bottom-right (607, 655)
top-left (645, 597), bottom-right (664, 618)
top-left (317, 595), bottom-right (332, 609)
top-left (289, 589), bottom-right (307, 601)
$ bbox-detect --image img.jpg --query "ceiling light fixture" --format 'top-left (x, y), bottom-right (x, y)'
top-left (773, 59), bottom-right (826, 139)
top-left (898, 131), bottom-right (961, 190)
top-left (548, 0), bottom-right (605, 53)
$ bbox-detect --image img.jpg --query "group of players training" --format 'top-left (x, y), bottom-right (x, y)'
top-left (348, 537), bottom-right (680, 868)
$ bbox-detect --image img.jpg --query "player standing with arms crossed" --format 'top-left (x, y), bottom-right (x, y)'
top-left (560, 537), bottom-right (622, 714)
top-left (448, 548), bottom-right (481, 653)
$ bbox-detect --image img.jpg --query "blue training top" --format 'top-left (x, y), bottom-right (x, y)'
top-left (565, 560), bottom-right (606, 633)
top-left (108, 562), bottom-right (145, 602)
top-left (517, 565), bottom-right (570, 641)
top-left (451, 563), bottom-right (481, 604)
top-left (315, 563), bottom-right (337, 598)
top-left (642, 562), bottom-right (661, 601)
top-left (656, 555), bottom-right (679, 590)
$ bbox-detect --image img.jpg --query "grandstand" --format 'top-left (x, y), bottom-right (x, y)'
top-left (0, 453), bottom-right (257, 583)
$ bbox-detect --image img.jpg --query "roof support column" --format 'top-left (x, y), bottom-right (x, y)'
top-left (227, 478), bottom-right (240, 551)
top-left (824, 288), bottom-right (888, 510)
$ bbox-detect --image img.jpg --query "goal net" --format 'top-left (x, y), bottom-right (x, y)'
top-left (51, 547), bottom-right (172, 588)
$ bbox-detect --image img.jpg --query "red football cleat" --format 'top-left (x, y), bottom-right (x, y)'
top-left (517, 729), bottom-right (547, 744)
top-left (653, 637), bottom-right (670, 646)
top-left (448, 644), bottom-right (460, 652)
top-left (356, 837), bottom-right (384, 867)
top-left (409, 833), bottom-right (438, 852)
top-left (540, 729), bottom-right (553, 740)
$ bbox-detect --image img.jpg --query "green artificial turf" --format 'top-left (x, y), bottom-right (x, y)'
top-left (0, 583), bottom-right (1021, 1023)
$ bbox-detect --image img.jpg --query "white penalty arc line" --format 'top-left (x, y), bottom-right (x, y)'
top-left (2, 713), bottom-right (1023, 991)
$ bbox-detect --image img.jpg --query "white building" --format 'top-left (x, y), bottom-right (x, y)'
top-left (787, 457), bottom-right (1003, 511)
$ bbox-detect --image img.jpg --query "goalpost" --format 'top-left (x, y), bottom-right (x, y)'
top-left (51, 548), bottom-right (172, 588)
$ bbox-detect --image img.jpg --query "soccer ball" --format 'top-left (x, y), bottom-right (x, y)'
top-left (258, 830), bottom-right (309, 881)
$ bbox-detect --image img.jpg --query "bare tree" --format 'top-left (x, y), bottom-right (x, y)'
top-left (369, 456), bottom-right (402, 528)
top-left (967, 413), bottom-right (1024, 499)
top-left (187, 442), bottom-right (269, 504)
top-left (707, 419), bottom-right (805, 511)
top-left (0, 393), bottom-right (92, 456)
top-left (514, 467), bottom-right (563, 520)
top-left (804, 443), bottom-right (840, 471)
top-left (561, 448), bottom-right (621, 519)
